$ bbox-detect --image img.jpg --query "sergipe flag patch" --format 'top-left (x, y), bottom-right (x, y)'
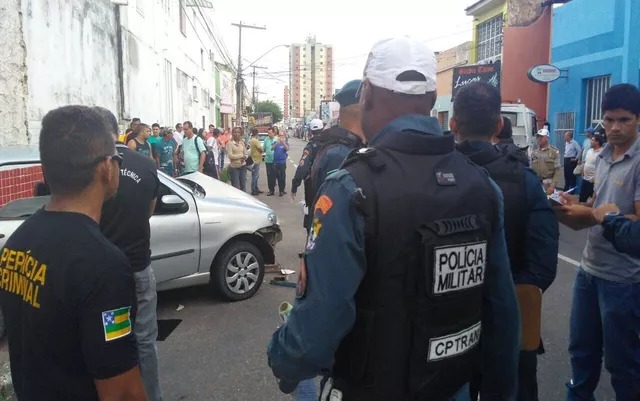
top-left (102, 306), bottom-right (132, 342)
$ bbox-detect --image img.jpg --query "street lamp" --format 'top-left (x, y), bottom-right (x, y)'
top-left (243, 44), bottom-right (290, 72)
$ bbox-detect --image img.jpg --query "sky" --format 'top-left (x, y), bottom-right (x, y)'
top-left (209, 0), bottom-right (475, 108)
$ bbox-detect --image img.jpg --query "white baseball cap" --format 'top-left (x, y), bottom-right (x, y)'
top-left (361, 37), bottom-right (437, 95)
top-left (536, 128), bottom-right (550, 137)
top-left (309, 119), bottom-right (324, 131)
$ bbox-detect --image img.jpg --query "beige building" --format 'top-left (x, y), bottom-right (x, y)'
top-left (289, 36), bottom-right (334, 119)
top-left (433, 41), bottom-right (472, 130)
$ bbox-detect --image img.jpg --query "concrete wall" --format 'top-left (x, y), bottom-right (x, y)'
top-left (0, 0), bottom-right (36, 146)
top-left (502, 6), bottom-right (551, 122)
top-left (119, 1), bottom-right (217, 129)
top-left (22, 0), bottom-right (120, 139)
top-left (548, 0), bottom-right (640, 144)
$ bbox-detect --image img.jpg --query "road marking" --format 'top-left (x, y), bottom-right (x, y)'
top-left (558, 253), bottom-right (580, 267)
top-left (289, 157), bottom-right (297, 168)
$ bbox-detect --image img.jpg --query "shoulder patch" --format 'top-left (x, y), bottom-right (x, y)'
top-left (315, 195), bottom-right (333, 215)
top-left (102, 306), bottom-right (132, 341)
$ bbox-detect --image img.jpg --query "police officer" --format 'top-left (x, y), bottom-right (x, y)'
top-left (0, 106), bottom-right (146, 401)
top-left (494, 116), bottom-right (529, 166)
top-left (292, 80), bottom-right (364, 211)
top-left (454, 82), bottom-right (558, 401)
top-left (530, 128), bottom-right (561, 194)
top-left (291, 118), bottom-right (324, 229)
top-left (268, 37), bottom-right (520, 401)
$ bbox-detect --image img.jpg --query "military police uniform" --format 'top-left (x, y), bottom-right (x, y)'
top-left (530, 145), bottom-right (561, 187)
top-left (291, 120), bottom-right (323, 229)
top-left (268, 115), bottom-right (520, 401)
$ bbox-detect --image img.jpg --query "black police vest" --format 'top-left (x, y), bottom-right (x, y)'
top-left (495, 140), bottom-right (530, 167)
top-left (333, 131), bottom-right (498, 401)
top-left (302, 138), bottom-right (321, 229)
top-left (460, 143), bottom-right (528, 277)
top-left (308, 127), bottom-right (362, 204)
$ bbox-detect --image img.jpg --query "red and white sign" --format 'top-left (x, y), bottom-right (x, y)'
top-left (528, 65), bottom-right (561, 84)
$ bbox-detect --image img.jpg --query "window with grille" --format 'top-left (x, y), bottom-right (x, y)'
top-left (585, 75), bottom-right (611, 128)
top-left (476, 14), bottom-right (503, 63)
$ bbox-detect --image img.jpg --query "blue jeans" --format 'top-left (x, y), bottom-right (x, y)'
top-left (250, 163), bottom-right (260, 193)
top-left (228, 165), bottom-right (247, 192)
top-left (219, 149), bottom-right (226, 169)
top-left (566, 268), bottom-right (640, 401)
top-left (134, 266), bottom-right (163, 401)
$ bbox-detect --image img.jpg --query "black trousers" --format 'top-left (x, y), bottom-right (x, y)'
top-left (564, 158), bottom-right (578, 190)
top-left (275, 163), bottom-right (286, 193)
top-left (579, 180), bottom-right (595, 203)
top-left (266, 163), bottom-right (276, 193)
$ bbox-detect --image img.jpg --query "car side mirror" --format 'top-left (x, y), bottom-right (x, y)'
top-left (161, 194), bottom-right (186, 210)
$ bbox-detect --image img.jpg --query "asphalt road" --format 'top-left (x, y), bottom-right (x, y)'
top-left (156, 137), bottom-right (616, 401)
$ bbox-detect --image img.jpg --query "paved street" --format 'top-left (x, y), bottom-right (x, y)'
top-left (155, 137), bottom-right (616, 400)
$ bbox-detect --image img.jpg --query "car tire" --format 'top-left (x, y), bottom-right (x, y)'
top-left (212, 241), bottom-right (265, 301)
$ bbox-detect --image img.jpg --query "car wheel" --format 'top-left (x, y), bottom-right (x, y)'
top-left (212, 241), bottom-right (265, 301)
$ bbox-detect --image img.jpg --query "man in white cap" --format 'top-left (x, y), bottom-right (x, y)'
top-left (530, 128), bottom-right (562, 194)
top-left (268, 37), bottom-right (519, 401)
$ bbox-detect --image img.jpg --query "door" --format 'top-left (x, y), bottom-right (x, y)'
top-left (149, 176), bottom-right (201, 284)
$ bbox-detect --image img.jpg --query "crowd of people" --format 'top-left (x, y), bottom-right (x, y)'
top-left (0, 35), bottom-right (639, 401)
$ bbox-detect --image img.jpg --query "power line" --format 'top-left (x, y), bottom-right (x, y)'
top-left (192, 4), bottom-right (237, 73)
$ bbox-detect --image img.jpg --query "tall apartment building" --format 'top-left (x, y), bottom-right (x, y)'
top-left (289, 36), bottom-right (333, 119)
top-left (283, 85), bottom-right (290, 121)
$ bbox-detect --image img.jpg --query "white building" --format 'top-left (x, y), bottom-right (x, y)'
top-left (289, 36), bottom-right (334, 119)
top-left (0, 0), bottom-right (236, 146)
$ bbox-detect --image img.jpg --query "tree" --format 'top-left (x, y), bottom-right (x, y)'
top-left (255, 100), bottom-right (283, 123)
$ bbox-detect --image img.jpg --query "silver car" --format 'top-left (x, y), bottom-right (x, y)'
top-left (0, 146), bottom-right (282, 302)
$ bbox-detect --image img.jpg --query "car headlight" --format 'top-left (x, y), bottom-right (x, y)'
top-left (268, 212), bottom-right (278, 225)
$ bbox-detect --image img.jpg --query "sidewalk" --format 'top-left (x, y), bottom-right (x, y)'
top-left (0, 339), bottom-right (14, 401)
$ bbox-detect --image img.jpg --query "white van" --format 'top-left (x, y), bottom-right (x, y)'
top-left (500, 103), bottom-right (538, 150)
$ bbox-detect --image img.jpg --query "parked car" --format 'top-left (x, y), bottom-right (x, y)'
top-left (0, 146), bottom-right (282, 302)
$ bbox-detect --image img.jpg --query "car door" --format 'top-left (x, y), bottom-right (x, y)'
top-left (149, 175), bottom-right (201, 285)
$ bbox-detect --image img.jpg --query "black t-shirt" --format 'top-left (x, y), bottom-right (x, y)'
top-left (0, 209), bottom-right (138, 401)
top-left (101, 144), bottom-right (160, 272)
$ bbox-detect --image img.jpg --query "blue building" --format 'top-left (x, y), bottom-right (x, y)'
top-left (548, 0), bottom-right (640, 151)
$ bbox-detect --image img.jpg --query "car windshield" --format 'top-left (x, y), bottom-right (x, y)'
top-left (258, 133), bottom-right (268, 141)
top-left (176, 177), bottom-right (206, 198)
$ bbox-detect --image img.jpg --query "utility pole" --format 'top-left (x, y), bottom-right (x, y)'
top-left (254, 89), bottom-right (266, 108)
top-left (231, 21), bottom-right (265, 128)
top-left (251, 65), bottom-right (268, 106)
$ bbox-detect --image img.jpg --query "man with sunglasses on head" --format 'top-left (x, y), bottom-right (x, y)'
top-left (0, 105), bottom-right (147, 401)
top-left (96, 107), bottom-right (162, 401)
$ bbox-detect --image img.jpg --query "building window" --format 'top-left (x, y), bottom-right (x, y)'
top-left (193, 86), bottom-right (198, 102)
top-left (179, 0), bottom-right (187, 36)
top-left (555, 112), bottom-right (576, 157)
top-left (176, 68), bottom-right (182, 88)
top-left (476, 14), bottom-right (503, 63)
top-left (201, 49), bottom-right (204, 70)
top-left (585, 75), bottom-right (611, 128)
top-left (438, 111), bottom-right (449, 130)
top-left (136, 0), bottom-right (145, 16)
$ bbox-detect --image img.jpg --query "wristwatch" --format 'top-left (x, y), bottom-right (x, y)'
top-left (603, 211), bottom-right (623, 223)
